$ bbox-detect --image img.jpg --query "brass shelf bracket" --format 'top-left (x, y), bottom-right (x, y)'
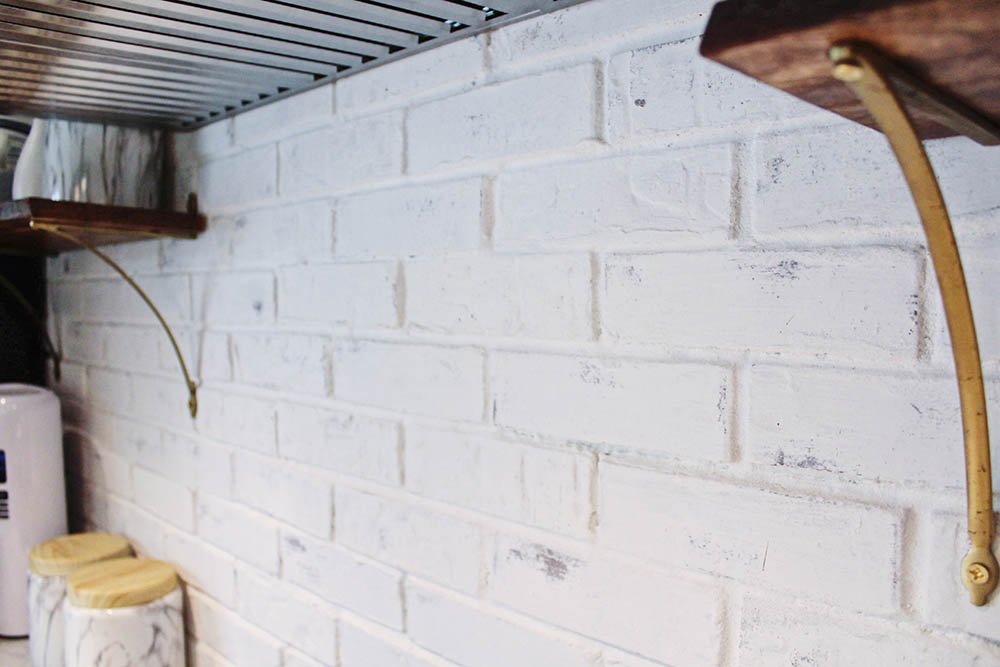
top-left (34, 223), bottom-right (198, 420)
top-left (829, 41), bottom-right (998, 606)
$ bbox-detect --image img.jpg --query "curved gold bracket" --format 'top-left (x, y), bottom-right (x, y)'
top-left (34, 224), bottom-right (198, 419)
top-left (830, 42), bottom-right (996, 606)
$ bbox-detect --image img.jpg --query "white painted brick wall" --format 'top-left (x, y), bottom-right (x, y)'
top-left (52, 0), bottom-right (1000, 663)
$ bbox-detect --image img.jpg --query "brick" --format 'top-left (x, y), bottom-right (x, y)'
top-left (173, 118), bottom-right (233, 160)
top-left (82, 275), bottom-right (190, 323)
top-left (230, 201), bottom-right (334, 268)
top-left (105, 497), bottom-right (165, 557)
top-left (405, 426), bottom-right (591, 537)
top-left (186, 589), bottom-right (281, 667)
top-left (340, 620), bottom-right (451, 667)
top-left (192, 272), bottom-right (275, 325)
top-left (61, 321), bottom-right (103, 365)
top-left (70, 437), bottom-right (133, 497)
top-left (197, 494), bottom-right (280, 574)
top-left (496, 146), bottom-right (733, 248)
top-left (157, 431), bottom-right (232, 498)
top-left (188, 643), bottom-right (234, 667)
top-left (488, 0), bottom-right (711, 69)
top-left (132, 466), bottom-right (195, 531)
top-left (405, 254), bottom-right (591, 339)
top-left (334, 340), bottom-right (484, 421)
top-left (747, 366), bottom-right (999, 488)
top-left (233, 84), bottom-right (335, 147)
top-left (339, 36), bottom-right (485, 113)
top-left (278, 262), bottom-right (398, 328)
top-left (282, 649), bottom-right (324, 667)
top-left (103, 325), bottom-right (163, 374)
top-left (335, 488), bottom-right (481, 593)
top-left (57, 240), bottom-right (160, 279)
top-left (599, 462), bottom-right (901, 612)
top-left (487, 536), bottom-right (722, 666)
top-left (407, 65), bottom-right (598, 172)
top-left (231, 332), bottom-right (331, 395)
top-left (931, 235), bottom-right (1000, 368)
top-left (335, 177), bottom-right (483, 258)
top-left (741, 595), bottom-right (989, 665)
top-left (105, 416), bottom-right (160, 462)
top-left (234, 453), bottom-right (333, 537)
top-left (50, 280), bottom-right (85, 318)
top-left (408, 580), bottom-right (598, 667)
top-left (282, 531), bottom-right (403, 629)
top-left (200, 144), bottom-right (277, 210)
top-left (130, 375), bottom-right (193, 427)
top-left (277, 402), bottom-right (400, 486)
top-left (279, 112), bottom-right (402, 198)
top-left (236, 568), bottom-right (338, 664)
top-left (161, 527), bottom-right (236, 606)
top-left (925, 513), bottom-right (1000, 642)
top-left (493, 352), bottom-right (729, 460)
top-left (162, 216), bottom-right (232, 271)
top-left (196, 389), bottom-right (276, 454)
top-left (603, 248), bottom-right (920, 359)
top-left (165, 329), bottom-right (230, 382)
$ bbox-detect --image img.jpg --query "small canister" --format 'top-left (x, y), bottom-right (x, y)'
top-left (28, 533), bottom-right (131, 667)
top-left (64, 558), bottom-right (184, 667)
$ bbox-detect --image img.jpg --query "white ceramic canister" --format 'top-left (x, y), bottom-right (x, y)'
top-left (28, 533), bottom-right (131, 667)
top-left (64, 558), bottom-right (184, 667)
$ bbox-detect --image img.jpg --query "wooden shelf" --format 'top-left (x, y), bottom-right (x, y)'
top-left (0, 198), bottom-right (205, 255)
top-left (700, 0), bottom-right (1000, 140)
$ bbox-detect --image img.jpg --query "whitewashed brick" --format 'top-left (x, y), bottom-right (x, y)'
top-left (200, 144), bottom-right (277, 209)
top-left (334, 341), bottom-right (484, 421)
top-left (186, 589), bottom-right (282, 667)
top-left (340, 620), bottom-right (451, 667)
top-left (407, 65), bottom-right (598, 172)
top-left (408, 580), bottom-right (598, 667)
top-left (197, 389), bottom-right (276, 454)
top-left (496, 146), bottom-right (733, 248)
top-left (188, 642), bottom-right (234, 667)
top-left (339, 37), bottom-right (484, 113)
top-left (493, 352), bottom-right (729, 459)
top-left (233, 84), bottom-right (335, 147)
top-left (105, 497), bottom-right (165, 557)
top-left (132, 466), bottom-right (195, 531)
top-left (230, 201), bottom-right (334, 267)
top-left (604, 249), bottom-right (920, 359)
top-left (756, 127), bottom-right (1000, 238)
top-left (335, 177), bottom-right (482, 258)
top-left (599, 463), bottom-right (901, 612)
top-left (282, 649), bottom-right (324, 667)
top-left (103, 325), bottom-right (162, 373)
top-left (406, 426), bottom-right (591, 537)
top-left (61, 321), bottom-right (103, 364)
top-left (162, 216), bottom-right (232, 271)
top-left (278, 262), bottom-right (398, 328)
top-left (406, 254), bottom-right (591, 339)
top-left (130, 374), bottom-right (192, 427)
top-left (747, 366), bottom-right (1000, 488)
top-left (162, 527), bottom-right (236, 606)
top-left (489, 0), bottom-right (711, 69)
top-left (279, 112), bottom-right (402, 198)
top-left (925, 513), bottom-right (1000, 642)
top-left (932, 235), bottom-right (1000, 368)
top-left (156, 431), bottom-right (232, 498)
top-left (236, 568), bottom-right (338, 664)
top-left (488, 536), bottom-right (722, 666)
top-left (174, 119), bottom-right (233, 160)
top-left (335, 488), bottom-right (481, 593)
top-left (51, 280), bottom-right (85, 318)
top-left (282, 531), bottom-right (403, 628)
top-left (105, 416), bottom-right (160, 462)
top-left (231, 332), bottom-right (331, 395)
top-left (740, 595), bottom-right (985, 666)
top-left (82, 275), bottom-right (190, 323)
top-left (57, 241), bottom-right (160, 279)
top-left (69, 436), bottom-right (133, 498)
top-left (197, 494), bottom-right (280, 574)
top-left (277, 402), bottom-right (400, 485)
top-left (234, 453), bottom-right (333, 537)
top-left (192, 272), bottom-right (275, 325)
top-left (166, 329), bottom-right (230, 382)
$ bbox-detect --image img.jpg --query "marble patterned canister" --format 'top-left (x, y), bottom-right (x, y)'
top-left (63, 558), bottom-right (184, 667)
top-left (28, 534), bottom-right (132, 667)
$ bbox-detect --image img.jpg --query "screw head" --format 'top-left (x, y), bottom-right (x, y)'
top-left (832, 61), bottom-right (865, 83)
top-left (968, 562), bottom-right (991, 584)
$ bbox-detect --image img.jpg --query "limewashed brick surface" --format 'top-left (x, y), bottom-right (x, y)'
top-left (51, 0), bottom-right (1000, 664)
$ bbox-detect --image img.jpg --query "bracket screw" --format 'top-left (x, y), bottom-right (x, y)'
top-left (832, 61), bottom-right (865, 82)
top-left (968, 562), bottom-right (991, 584)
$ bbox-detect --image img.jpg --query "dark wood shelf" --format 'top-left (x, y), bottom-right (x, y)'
top-left (700, 0), bottom-right (1000, 140)
top-left (0, 198), bottom-right (205, 255)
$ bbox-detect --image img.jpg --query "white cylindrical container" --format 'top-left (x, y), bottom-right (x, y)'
top-left (64, 559), bottom-right (184, 667)
top-left (28, 533), bottom-right (132, 667)
top-left (0, 384), bottom-right (65, 637)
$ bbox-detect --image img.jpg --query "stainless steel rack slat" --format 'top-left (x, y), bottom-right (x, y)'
top-left (0, 0), bottom-right (591, 129)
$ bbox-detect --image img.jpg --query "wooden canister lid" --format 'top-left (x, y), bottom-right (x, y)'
top-left (29, 533), bottom-right (132, 577)
top-left (67, 558), bottom-right (178, 610)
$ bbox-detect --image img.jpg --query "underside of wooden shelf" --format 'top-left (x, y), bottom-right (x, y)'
top-left (0, 198), bottom-right (204, 255)
top-left (699, 0), bottom-right (1000, 140)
